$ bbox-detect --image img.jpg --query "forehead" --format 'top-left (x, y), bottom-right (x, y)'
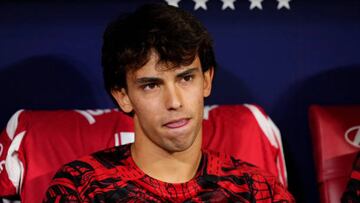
top-left (128, 52), bottom-right (201, 79)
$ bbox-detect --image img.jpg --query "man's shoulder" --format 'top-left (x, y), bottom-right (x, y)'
top-left (205, 150), bottom-right (273, 177)
top-left (52, 144), bottom-right (133, 183)
top-left (204, 150), bottom-right (284, 190)
top-left (204, 150), bottom-right (295, 202)
top-left (64, 144), bottom-right (131, 170)
top-left (44, 145), bottom-right (135, 201)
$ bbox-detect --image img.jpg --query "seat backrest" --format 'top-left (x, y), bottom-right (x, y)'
top-left (0, 104), bottom-right (287, 203)
top-left (309, 105), bottom-right (360, 203)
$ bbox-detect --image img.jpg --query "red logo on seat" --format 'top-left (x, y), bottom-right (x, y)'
top-left (345, 126), bottom-right (360, 148)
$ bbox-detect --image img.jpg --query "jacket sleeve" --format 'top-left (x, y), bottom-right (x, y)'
top-left (42, 165), bottom-right (82, 203)
top-left (271, 180), bottom-right (296, 203)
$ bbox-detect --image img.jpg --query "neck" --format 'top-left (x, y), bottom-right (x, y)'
top-left (130, 132), bottom-right (202, 183)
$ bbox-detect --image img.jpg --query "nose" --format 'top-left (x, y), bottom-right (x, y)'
top-left (164, 84), bottom-right (182, 111)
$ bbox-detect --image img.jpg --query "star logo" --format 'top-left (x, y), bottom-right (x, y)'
top-left (221, 0), bottom-right (236, 10)
top-left (249, 0), bottom-right (263, 10)
top-left (164, 0), bottom-right (181, 7)
top-left (277, 0), bottom-right (291, 10)
top-left (192, 0), bottom-right (208, 10)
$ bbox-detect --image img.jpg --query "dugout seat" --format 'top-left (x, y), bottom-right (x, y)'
top-left (0, 104), bottom-right (288, 202)
top-left (309, 105), bottom-right (360, 203)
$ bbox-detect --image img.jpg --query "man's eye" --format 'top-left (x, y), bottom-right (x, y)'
top-left (182, 75), bottom-right (193, 82)
top-left (143, 83), bottom-right (158, 91)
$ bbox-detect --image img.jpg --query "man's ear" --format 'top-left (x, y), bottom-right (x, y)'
top-left (111, 88), bottom-right (133, 113)
top-left (203, 67), bottom-right (214, 98)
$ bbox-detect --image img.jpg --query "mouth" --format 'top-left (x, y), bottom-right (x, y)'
top-left (163, 118), bottom-right (190, 129)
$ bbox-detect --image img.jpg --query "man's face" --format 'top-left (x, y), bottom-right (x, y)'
top-left (112, 52), bottom-right (213, 153)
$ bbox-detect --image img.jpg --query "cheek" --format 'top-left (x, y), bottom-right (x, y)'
top-left (131, 96), bottom-right (161, 120)
top-left (185, 82), bottom-right (204, 102)
top-left (183, 85), bottom-right (205, 114)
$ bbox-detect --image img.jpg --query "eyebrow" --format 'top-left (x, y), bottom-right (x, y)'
top-left (135, 77), bottom-right (162, 85)
top-left (176, 67), bottom-right (199, 78)
top-left (135, 67), bottom-right (200, 85)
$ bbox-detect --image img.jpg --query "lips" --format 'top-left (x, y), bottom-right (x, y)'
top-left (163, 118), bottom-right (190, 129)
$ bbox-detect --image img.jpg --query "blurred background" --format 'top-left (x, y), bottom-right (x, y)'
top-left (1, 0), bottom-right (360, 202)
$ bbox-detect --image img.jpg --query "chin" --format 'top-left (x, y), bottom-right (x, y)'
top-left (163, 135), bottom-right (198, 153)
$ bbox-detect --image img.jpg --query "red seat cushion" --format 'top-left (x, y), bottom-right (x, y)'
top-left (309, 105), bottom-right (360, 203)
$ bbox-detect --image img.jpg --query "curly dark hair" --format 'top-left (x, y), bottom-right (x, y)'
top-left (102, 3), bottom-right (216, 95)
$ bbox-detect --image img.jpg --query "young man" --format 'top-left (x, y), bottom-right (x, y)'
top-left (43, 4), bottom-right (294, 202)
